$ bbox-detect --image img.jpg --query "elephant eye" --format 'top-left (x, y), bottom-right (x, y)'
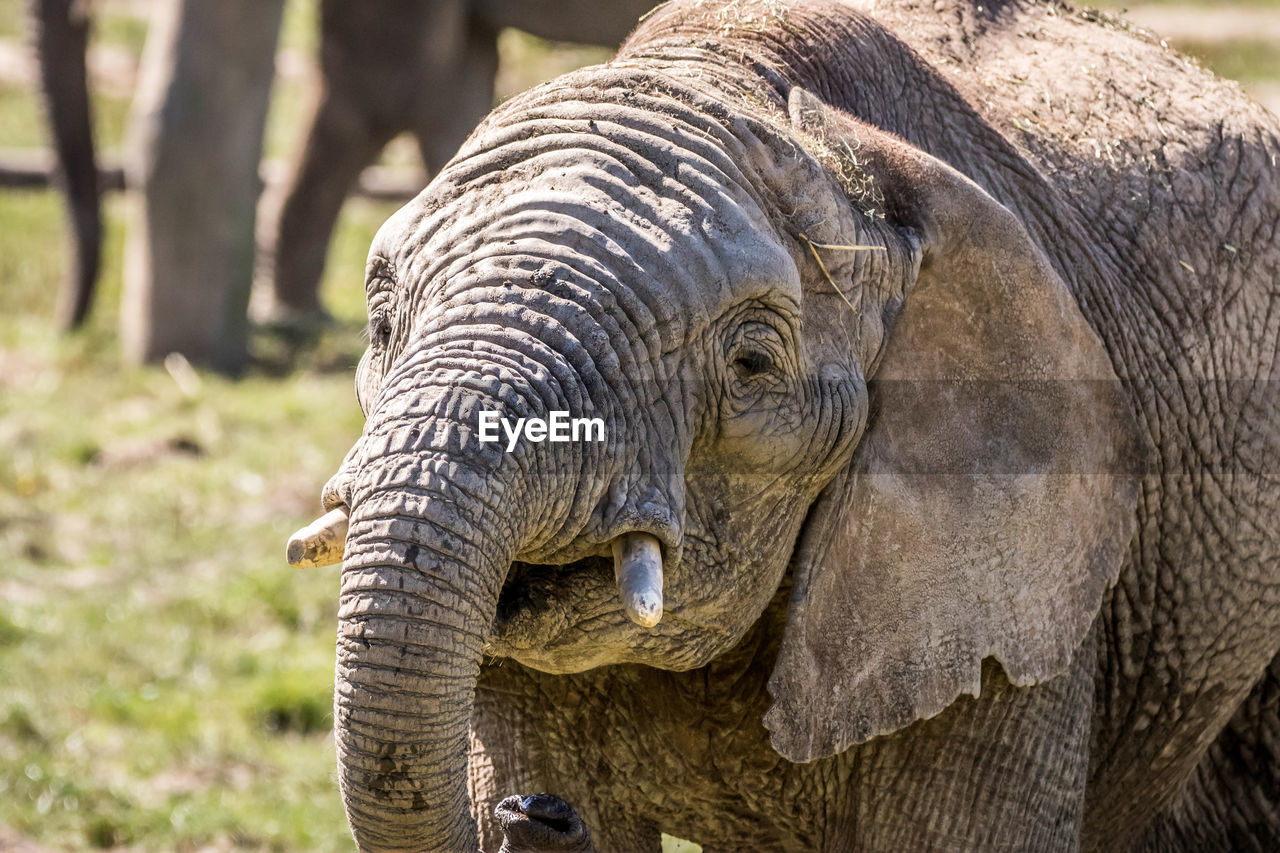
top-left (369, 311), bottom-right (393, 350)
top-left (733, 349), bottom-right (775, 378)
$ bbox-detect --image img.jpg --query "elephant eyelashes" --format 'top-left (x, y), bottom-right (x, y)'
top-left (369, 313), bottom-right (393, 350)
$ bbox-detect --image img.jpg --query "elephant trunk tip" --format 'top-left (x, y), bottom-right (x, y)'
top-left (612, 532), bottom-right (664, 627)
top-left (287, 506), bottom-right (349, 568)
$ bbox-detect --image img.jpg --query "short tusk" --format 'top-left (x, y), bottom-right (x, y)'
top-left (611, 532), bottom-right (664, 628)
top-left (286, 507), bottom-right (349, 568)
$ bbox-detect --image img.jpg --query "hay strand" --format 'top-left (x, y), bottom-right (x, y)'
top-left (796, 231), bottom-right (883, 317)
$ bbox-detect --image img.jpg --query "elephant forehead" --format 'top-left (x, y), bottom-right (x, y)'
top-left (395, 136), bottom-right (800, 326)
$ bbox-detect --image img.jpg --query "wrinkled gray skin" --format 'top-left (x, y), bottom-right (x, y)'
top-left (318, 1), bottom-right (1280, 850)
top-left (260, 0), bottom-right (657, 321)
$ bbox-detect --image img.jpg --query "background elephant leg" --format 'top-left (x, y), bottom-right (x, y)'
top-left (262, 0), bottom-right (473, 320)
top-left (261, 86), bottom-right (395, 320)
top-left (412, 20), bottom-right (498, 176)
top-left (1133, 653), bottom-right (1280, 853)
top-left (30, 0), bottom-right (100, 330)
top-left (473, 0), bottom-right (657, 45)
top-left (840, 651), bottom-right (1096, 853)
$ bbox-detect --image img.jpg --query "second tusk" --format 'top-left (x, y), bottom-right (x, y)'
top-left (287, 507), bottom-right (349, 568)
top-left (612, 532), bottom-right (664, 628)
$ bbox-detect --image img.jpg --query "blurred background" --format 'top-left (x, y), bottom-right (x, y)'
top-left (0, 0), bottom-right (1276, 849)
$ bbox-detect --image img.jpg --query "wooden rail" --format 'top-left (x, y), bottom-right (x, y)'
top-left (0, 148), bottom-right (427, 202)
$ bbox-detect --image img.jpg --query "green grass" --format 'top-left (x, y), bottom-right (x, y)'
top-left (93, 7), bottom-right (150, 57)
top-left (0, 184), bottom-right (385, 849)
top-left (0, 81), bottom-right (132, 154)
top-left (279, 0), bottom-right (319, 56)
top-left (0, 84), bottom-right (50, 150)
top-left (0, 0), bottom-right (21, 40)
top-left (1178, 38), bottom-right (1280, 83)
top-left (263, 74), bottom-right (315, 165)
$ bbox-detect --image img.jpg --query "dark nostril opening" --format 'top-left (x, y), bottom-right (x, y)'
top-left (496, 794), bottom-right (583, 835)
top-left (536, 814), bottom-right (575, 834)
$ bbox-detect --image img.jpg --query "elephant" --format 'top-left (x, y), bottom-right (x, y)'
top-left (288, 0), bottom-right (1280, 849)
top-left (258, 0), bottom-right (659, 322)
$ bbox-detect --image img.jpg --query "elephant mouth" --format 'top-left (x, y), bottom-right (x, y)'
top-left (486, 554), bottom-right (621, 657)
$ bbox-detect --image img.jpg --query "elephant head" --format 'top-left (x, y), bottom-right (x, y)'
top-left (294, 7), bottom-right (1141, 848)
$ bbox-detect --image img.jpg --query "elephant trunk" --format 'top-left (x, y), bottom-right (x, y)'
top-left (336, 468), bottom-right (512, 851)
top-left (334, 330), bottom-right (599, 851)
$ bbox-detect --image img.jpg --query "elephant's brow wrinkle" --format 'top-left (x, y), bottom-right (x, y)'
top-left (456, 100), bottom-right (744, 184)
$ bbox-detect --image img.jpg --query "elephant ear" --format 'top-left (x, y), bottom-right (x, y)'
top-left (764, 88), bottom-right (1144, 762)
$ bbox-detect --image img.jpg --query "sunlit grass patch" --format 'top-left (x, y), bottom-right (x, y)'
top-left (280, 0), bottom-right (319, 56)
top-left (0, 83), bottom-right (50, 150)
top-left (0, 180), bottom-right (376, 848)
top-left (0, 81), bottom-right (132, 154)
top-left (0, 0), bottom-right (21, 40)
top-left (94, 7), bottom-right (150, 57)
top-left (1178, 38), bottom-right (1280, 83)
top-left (496, 30), bottom-right (615, 102)
top-left (264, 73), bottom-right (315, 163)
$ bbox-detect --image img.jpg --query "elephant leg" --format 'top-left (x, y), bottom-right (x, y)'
top-left (263, 0), bottom-right (444, 321)
top-left (30, 0), bottom-right (100, 330)
top-left (261, 82), bottom-right (395, 321)
top-left (411, 18), bottom-right (498, 176)
top-left (840, 651), bottom-right (1096, 853)
top-left (472, 0), bottom-right (656, 45)
top-left (1133, 653), bottom-right (1280, 853)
